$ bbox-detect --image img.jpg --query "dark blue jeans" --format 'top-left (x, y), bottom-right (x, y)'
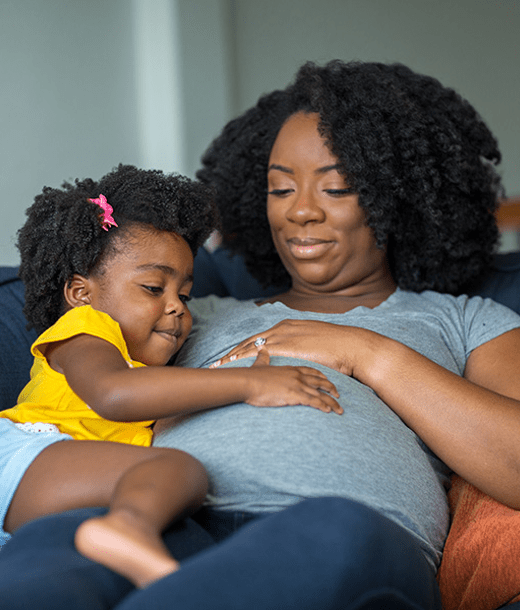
top-left (0, 497), bottom-right (441, 610)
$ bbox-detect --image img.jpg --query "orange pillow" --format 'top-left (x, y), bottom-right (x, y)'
top-left (437, 475), bottom-right (520, 610)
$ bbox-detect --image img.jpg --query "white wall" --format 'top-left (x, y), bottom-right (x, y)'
top-left (1, 0), bottom-right (519, 264)
top-left (132, 0), bottom-right (187, 174)
top-left (229, 0), bottom-right (520, 198)
top-left (0, 0), bottom-right (232, 265)
top-left (177, 0), bottom-right (235, 178)
top-left (0, 0), bottom-right (144, 264)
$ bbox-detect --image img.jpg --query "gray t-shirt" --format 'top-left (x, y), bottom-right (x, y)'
top-left (153, 288), bottom-right (520, 567)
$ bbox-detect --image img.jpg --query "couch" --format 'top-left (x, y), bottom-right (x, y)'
top-left (2, 247), bottom-right (520, 610)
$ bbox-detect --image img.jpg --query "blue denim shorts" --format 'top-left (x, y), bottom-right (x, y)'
top-left (0, 418), bottom-right (72, 546)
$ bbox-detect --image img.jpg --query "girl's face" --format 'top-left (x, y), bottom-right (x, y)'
top-left (267, 112), bottom-right (391, 296)
top-left (84, 226), bottom-right (194, 366)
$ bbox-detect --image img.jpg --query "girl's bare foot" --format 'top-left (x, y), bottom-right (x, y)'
top-left (74, 511), bottom-right (179, 589)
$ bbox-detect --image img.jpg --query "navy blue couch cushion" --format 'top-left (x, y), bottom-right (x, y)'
top-left (467, 251), bottom-right (520, 314)
top-left (1, 249), bottom-right (520, 412)
top-left (0, 267), bottom-right (38, 411)
top-left (191, 246), bottom-right (284, 300)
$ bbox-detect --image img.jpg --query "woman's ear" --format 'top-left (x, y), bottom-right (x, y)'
top-left (63, 274), bottom-right (93, 309)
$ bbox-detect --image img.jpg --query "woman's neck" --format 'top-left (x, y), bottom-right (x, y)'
top-left (261, 281), bottom-right (398, 314)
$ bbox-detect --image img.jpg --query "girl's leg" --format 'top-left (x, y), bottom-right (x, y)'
top-left (4, 440), bottom-right (208, 588)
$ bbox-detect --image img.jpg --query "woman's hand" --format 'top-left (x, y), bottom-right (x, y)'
top-left (243, 346), bottom-right (343, 414)
top-left (209, 319), bottom-right (520, 506)
top-left (210, 319), bottom-right (357, 375)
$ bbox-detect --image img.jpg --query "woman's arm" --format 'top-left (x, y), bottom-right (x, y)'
top-left (359, 327), bottom-right (520, 508)
top-left (213, 320), bottom-right (520, 507)
top-left (47, 334), bottom-right (342, 422)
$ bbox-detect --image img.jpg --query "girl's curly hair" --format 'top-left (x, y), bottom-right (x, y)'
top-left (197, 60), bottom-right (503, 294)
top-left (18, 164), bottom-right (219, 333)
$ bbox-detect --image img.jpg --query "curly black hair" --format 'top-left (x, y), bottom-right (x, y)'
top-left (197, 60), bottom-right (503, 295)
top-left (18, 164), bottom-right (219, 333)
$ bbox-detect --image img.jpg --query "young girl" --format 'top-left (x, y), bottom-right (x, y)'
top-left (0, 164), bottom-right (341, 588)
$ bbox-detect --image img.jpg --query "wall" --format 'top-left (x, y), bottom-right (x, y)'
top-left (0, 0), bottom-right (143, 264)
top-left (229, 0), bottom-right (520, 197)
top-left (0, 0), bottom-right (233, 265)
top-left (1, 0), bottom-right (519, 264)
top-left (176, 0), bottom-right (234, 178)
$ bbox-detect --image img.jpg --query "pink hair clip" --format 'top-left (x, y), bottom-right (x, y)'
top-left (88, 194), bottom-right (118, 231)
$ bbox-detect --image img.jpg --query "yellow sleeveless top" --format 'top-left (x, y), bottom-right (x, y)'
top-left (0, 306), bottom-right (153, 446)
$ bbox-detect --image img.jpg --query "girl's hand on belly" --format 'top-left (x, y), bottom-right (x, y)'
top-left (234, 346), bottom-right (343, 414)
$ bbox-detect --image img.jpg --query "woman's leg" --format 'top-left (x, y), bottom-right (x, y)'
top-left (0, 497), bottom-right (441, 609)
top-left (116, 497), bottom-right (442, 610)
top-left (5, 439), bottom-right (208, 588)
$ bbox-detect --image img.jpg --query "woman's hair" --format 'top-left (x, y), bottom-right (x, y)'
top-left (18, 164), bottom-right (219, 332)
top-left (197, 60), bottom-right (503, 294)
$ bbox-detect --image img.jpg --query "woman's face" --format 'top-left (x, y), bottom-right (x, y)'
top-left (267, 112), bottom-right (390, 296)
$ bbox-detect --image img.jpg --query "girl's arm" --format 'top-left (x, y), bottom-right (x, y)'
top-left (46, 333), bottom-right (342, 422)
top-left (213, 319), bottom-right (520, 508)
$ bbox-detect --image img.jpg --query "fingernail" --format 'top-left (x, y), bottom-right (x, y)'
top-left (230, 355), bottom-right (237, 361)
top-left (210, 360), bottom-right (221, 368)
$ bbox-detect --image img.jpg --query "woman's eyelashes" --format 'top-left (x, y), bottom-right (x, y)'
top-left (268, 188), bottom-right (293, 197)
top-left (325, 188), bottom-right (357, 196)
top-left (268, 188), bottom-right (356, 197)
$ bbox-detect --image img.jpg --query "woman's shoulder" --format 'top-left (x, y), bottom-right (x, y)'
top-left (393, 288), bottom-right (520, 337)
top-left (397, 288), bottom-right (520, 315)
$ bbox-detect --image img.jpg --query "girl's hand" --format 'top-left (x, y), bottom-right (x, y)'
top-left (210, 319), bottom-right (358, 376)
top-left (241, 346), bottom-right (343, 414)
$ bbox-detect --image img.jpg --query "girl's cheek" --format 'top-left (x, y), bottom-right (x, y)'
top-left (146, 302), bottom-right (164, 316)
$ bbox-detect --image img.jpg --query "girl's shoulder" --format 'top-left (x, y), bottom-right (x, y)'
top-left (32, 306), bottom-right (129, 361)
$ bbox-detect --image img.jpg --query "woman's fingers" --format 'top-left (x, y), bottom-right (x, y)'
top-left (210, 343), bottom-right (268, 368)
top-left (211, 332), bottom-right (275, 367)
top-left (224, 344), bottom-right (264, 363)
